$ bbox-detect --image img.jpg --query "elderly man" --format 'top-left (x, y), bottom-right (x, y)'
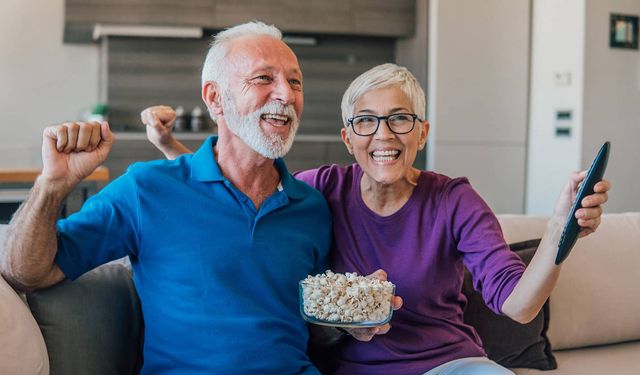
top-left (1, 22), bottom-right (331, 374)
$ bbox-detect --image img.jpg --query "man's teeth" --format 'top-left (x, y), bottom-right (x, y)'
top-left (371, 150), bottom-right (400, 161)
top-left (261, 114), bottom-right (289, 125)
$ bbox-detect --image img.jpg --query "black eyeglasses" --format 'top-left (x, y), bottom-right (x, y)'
top-left (347, 113), bottom-right (419, 136)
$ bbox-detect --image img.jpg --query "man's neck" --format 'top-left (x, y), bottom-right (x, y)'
top-left (214, 135), bottom-right (280, 210)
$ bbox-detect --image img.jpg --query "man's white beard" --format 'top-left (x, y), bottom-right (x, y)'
top-left (222, 90), bottom-right (299, 159)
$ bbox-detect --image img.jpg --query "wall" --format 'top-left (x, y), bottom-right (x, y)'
top-left (526, 0), bottom-right (585, 214)
top-left (0, 0), bottom-right (99, 167)
top-left (428, 0), bottom-right (531, 214)
top-left (527, 0), bottom-right (640, 214)
top-left (582, 0), bottom-right (640, 212)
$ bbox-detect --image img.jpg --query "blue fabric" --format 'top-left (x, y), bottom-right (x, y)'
top-left (55, 136), bottom-right (331, 375)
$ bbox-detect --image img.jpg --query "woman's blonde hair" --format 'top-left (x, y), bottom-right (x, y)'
top-left (341, 63), bottom-right (426, 127)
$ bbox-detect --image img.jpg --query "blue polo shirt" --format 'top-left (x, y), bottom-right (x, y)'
top-left (55, 136), bottom-right (331, 374)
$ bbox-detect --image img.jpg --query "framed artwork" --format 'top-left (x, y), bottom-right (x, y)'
top-left (610, 14), bottom-right (638, 50)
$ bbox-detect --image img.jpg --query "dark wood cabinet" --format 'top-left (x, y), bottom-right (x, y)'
top-left (64, 0), bottom-right (416, 42)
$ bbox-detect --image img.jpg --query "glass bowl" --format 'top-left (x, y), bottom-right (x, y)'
top-left (299, 278), bottom-right (395, 328)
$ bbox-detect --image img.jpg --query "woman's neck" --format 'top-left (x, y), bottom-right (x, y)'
top-left (360, 168), bottom-right (421, 217)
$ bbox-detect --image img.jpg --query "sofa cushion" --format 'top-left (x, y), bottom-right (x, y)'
top-left (547, 213), bottom-right (640, 350)
top-left (512, 340), bottom-right (640, 375)
top-left (496, 215), bottom-right (549, 243)
top-left (463, 239), bottom-right (557, 370)
top-left (0, 273), bottom-right (50, 375)
top-left (27, 262), bottom-right (142, 375)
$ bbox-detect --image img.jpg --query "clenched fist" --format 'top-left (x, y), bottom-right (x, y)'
top-left (141, 105), bottom-right (177, 149)
top-left (41, 121), bottom-right (114, 191)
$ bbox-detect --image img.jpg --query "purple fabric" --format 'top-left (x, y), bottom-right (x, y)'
top-left (295, 164), bottom-right (526, 375)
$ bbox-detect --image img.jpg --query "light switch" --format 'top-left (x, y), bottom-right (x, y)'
top-left (553, 72), bottom-right (572, 87)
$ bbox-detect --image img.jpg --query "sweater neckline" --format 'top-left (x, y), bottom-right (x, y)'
top-left (352, 164), bottom-right (426, 222)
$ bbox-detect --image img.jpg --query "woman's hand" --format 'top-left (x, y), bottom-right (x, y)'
top-left (344, 269), bottom-right (403, 342)
top-left (140, 105), bottom-right (192, 160)
top-left (553, 170), bottom-right (611, 237)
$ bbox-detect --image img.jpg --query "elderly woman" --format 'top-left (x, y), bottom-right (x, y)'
top-left (142, 63), bottom-right (609, 375)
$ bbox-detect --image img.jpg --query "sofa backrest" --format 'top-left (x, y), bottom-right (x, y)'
top-left (546, 213), bottom-right (640, 350)
top-left (1, 223), bottom-right (142, 375)
top-left (498, 213), bottom-right (640, 350)
top-left (27, 262), bottom-right (143, 375)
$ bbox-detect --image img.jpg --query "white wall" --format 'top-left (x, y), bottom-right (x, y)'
top-left (526, 0), bottom-right (585, 214)
top-left (583, 0), bottom-right (640, 212)
top-left (527, 0), bottom-right (640, 214)
top-left (0, 0), bottom-right (99, 168)
top-left (428, 0), bottom-right (531, 214)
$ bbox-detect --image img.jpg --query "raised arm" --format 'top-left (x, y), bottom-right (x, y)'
top-left (0, 121), bottom-right (114, 292)
top-left (501, 171), bottom-right (610, 323)
top-left (141, 105), bottom-right (193, 160)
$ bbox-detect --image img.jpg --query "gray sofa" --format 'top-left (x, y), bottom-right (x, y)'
top-left (1, 213), bottom-right (639, 374)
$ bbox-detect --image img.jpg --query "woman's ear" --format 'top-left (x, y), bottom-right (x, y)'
top-left (418, 120), bottom-right (430, 150)
top-left (202, 81), bottom-right (223, 116)
top-left (341, 127), bottom-right (354, 155)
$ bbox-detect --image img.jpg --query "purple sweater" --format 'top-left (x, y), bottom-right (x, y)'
top-left (295, 164), bottom-right (526, 375)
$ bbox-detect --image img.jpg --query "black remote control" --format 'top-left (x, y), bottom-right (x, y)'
top-left (555, 141), bottom-right (610, 265)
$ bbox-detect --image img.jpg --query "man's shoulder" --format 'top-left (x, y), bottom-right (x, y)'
top-left (125, 154), bottom-right (192, 179)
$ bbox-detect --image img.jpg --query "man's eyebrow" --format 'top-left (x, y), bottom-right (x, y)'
top-left (245, 67), bottom-right (302, 80)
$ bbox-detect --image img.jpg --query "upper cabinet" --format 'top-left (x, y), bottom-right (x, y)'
top-left (64, 0), bottom-right (416, 42)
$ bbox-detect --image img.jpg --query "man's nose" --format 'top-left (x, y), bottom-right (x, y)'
top-left (271, 76), bottom-right (296, 105)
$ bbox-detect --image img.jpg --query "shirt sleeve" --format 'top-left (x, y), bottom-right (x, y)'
top-left (445, 178), bottom-right (526, 314)
top-left (293, 168), bottom-right (333, 276)
top-left (55, 167), bottom-right (140, 280)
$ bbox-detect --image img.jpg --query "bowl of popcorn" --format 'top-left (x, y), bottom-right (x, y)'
top-left (299, 270), bottom-right (396, 327)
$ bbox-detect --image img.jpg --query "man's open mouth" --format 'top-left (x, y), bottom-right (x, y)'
top-left (261, 113), bottom-right (290, 127)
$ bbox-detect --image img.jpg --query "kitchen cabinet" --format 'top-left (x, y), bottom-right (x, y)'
top-left (64, 0), bottom-right (416, 42)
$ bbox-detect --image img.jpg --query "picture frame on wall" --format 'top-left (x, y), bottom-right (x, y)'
top-left (610, 13), bottom-right (638, 50)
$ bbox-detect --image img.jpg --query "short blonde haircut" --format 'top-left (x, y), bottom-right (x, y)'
top-left (340, 63), bottom-right (426, 127)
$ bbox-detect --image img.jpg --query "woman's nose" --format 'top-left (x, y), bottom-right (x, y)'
top-left (374, 118), bottom-right (395, 139)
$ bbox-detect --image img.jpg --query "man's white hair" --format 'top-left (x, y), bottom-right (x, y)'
top-left (340, 63), bottom-right (426, 127)
top-left (201, 21), bottom-right (282, 89)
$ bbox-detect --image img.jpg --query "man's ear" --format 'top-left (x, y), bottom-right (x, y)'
top-left (341, 127), bottom-right (354, 155)
top-left (202, 81), bottom-right (223, 116)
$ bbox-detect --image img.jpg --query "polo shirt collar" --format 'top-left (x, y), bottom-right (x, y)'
top-left (191, 136), bottom-right (225, 182)
top-left (191, 135), bottom-right (304, 200)
top-left (274, 157), bottom-right (304, 200)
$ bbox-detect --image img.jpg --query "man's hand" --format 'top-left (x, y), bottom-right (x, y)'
top-left (553, 170), bottom-right (611, 237)
top-left (344, 269), bottom-right (403, 342)
top-left (41, 121), bottom-right (114, 192)
top-left (141, 105), bottom-right (177, 149)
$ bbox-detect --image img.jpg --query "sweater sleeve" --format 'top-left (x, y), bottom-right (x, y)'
top-left (293, 165), bottom-right (340, 195)
top-left (445, 178), bottom-right (526, 314)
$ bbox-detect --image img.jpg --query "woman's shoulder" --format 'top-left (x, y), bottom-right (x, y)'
top-left (419, 170), bottom-right (471, 193)
top-left (293, 164), bottom-right (358, 192)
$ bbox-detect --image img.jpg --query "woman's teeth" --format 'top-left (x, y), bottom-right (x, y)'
top-left (371, 150), bottom-right (400, 162)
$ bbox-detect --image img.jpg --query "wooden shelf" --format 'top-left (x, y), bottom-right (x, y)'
top-left (0, 166), bottom-right (109, 184)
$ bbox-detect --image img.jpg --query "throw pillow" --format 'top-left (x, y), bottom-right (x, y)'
top-left (462, 239), bottom-right (557, 370)
top-left (27, 263), bottom-right (143, 375)
top-left (0, 274), bottom-right (49, 375)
